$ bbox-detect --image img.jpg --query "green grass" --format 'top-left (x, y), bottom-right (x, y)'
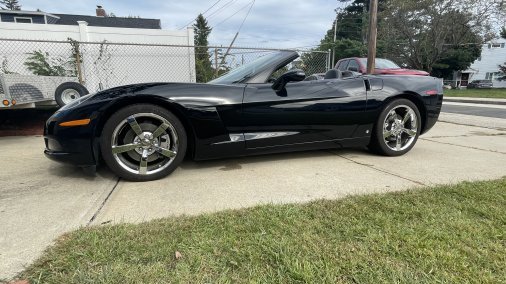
top-left (444, 88), bottom-right (506, 99)
top-left (20, 178), bottom-right (506, 283)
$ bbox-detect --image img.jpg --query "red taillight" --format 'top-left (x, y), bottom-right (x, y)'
top-left (425, 89), bottom-right (438, 95)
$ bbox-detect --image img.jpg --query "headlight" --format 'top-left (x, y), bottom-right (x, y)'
top-left (58, 94), bottom-right (93, 112)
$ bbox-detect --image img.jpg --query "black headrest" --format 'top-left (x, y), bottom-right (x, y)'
top-left (324, 69), bottom-right (341, 79)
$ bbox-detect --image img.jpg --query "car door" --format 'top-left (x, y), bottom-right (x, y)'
top-left (241, 76), bottom-right (367, 149)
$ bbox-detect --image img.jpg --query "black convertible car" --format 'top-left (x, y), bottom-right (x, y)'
top-left (44, 51), bottom-right (443, 181)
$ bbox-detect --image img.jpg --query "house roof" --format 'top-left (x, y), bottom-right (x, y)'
top-left (0, 10), bottom-right (161, 29)
top-left (0, 10), bottom-right (59, 18)
top-left (53, 14), bottom-right (161, 29)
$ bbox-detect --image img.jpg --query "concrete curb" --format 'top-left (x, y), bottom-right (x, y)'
top-left (444, 97), bottom-right (506, 106)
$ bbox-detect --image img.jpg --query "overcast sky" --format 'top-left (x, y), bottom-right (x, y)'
top-left (17, 0), bottom-right (342, 48)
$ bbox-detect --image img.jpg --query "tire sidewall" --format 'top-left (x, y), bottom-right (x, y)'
top-left (373, 99), bottom-right (421, 156)
top-left (55, 82), bottom-right (88, 107)
top-left (100, 104), bottom-right (187, 181)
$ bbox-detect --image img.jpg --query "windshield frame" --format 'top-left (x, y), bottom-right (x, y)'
top-left (208, 50), bottom-right (299, 85)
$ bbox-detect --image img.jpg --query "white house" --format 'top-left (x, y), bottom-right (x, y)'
top-left (454, 38), bottom-right (506, 88)
top-left (0, 6), bottom-right (196, 92)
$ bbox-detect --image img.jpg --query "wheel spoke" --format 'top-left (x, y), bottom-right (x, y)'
top-left (126, 116), bottom-right (143, 137)
top-left (112, 143), bottom-right (139, 154)
top-left (402, 110), bottom-right (413, 124)
top-left (155, 146), bottom-right (177, 158)
top-left (383, 130), bottom-right (394, 139)
top-left (151, 122), bottom-right (170, 139)
top-left (403, 128), bottom-right (417, 137)
top-left (139, 149), bottom-right (149, 174)
top-left (396, 134), bottom-right (402, 150)
top-left (388, 110), bottom-right (396, 118)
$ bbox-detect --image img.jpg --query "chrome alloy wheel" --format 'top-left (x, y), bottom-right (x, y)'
top-left (61, 89), bottom-right (81, 105)
top-left (111, 113), bottom-right (178, 175)
top-left (382, 105), bottom-right (418, 152)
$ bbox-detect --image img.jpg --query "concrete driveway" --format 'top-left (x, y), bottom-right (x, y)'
top-left (1, 114), bottom-right (505, 280)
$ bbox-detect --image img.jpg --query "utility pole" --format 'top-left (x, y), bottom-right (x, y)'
top-left (332, 12), bottom-right (338, 67)
top-left (366, 0), bottom-right (378, 74)
top-left (216, 32), bottom-right (239, 76)
top-left (214, 48), bottom-right (218, 76)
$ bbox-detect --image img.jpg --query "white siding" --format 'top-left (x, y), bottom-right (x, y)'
top-left (468, 38), bottom-right (506, 88)
top-left (0, 22), bottom-right (196, 92)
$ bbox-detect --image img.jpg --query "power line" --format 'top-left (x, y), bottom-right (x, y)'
top-left (202, 0), bottom-right (224, 15)
top-left (178, 0), bottom-right (223, 30)
top-left (212, 0), bottom-right (254, 28)
top-left (207, 0), bottom-right (240, 20)
top-left (237, 0), bottom-right (254, 33)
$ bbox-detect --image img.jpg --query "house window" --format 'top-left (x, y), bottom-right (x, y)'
top-left (491, 43), bottom-right (502, 48)
top-left (485, 72), bottom-right (501, 80)
top-left (14, 17), bottom-right (33, 24)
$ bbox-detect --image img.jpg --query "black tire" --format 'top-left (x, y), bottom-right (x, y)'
top-left (100, 104), bottom-right (187, 181)
top-left (369, 98), bottom-right (421, 156)
top-left (54, 82), bottom-right (89, 107)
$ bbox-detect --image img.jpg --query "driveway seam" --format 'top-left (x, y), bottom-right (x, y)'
top-left (87, 177), bottom-right (121, 226)
top-left (328, 151), bottom-right (427, 186)
top-left (437, 120), bottom-right (506, 131)
top-left (425, 133), bottom-right (506, 139)
top-left (420, 138), bottom-right (506, 155)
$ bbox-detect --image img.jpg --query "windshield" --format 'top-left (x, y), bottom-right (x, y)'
top-left (358, 58), bottom-right (400, 69)
top-left (209, 51), bottom-right (288, 84)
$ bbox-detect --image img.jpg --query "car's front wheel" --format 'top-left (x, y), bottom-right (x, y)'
top-left (369, 99), bottom-right (421, 156)
top-left (100, 104), bottom-right (187, 181)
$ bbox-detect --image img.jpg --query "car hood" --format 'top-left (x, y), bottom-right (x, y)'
top-left (88, 82), bottom-right (246, 108)
top-left (374, 68), bottom-right (429, 76)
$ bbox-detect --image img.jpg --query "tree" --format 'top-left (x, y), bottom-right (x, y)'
top-left (498, 62), bottom-right (506, 81)
top-left (24, 50), bottom-right (74, 76)
top-left (0, 0), bottom-right (21, 10)
top-left (193, 14), bottom-right (213, 83)
top-left (500, 27), bottom-right (506, 80)
top-left (431, 44), bottom-right (481, 79)
top-left (377, 0), bottom-right (497, 73)
top-left (305, 0), bottom-right (388, 69)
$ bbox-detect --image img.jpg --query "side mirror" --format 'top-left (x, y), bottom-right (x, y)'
top-left (271, 69), bottom-right (306, 93)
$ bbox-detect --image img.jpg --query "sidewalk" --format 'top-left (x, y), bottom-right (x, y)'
top-left (444, 96), bottom-right (506, 105)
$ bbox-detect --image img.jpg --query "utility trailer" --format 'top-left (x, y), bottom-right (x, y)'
top-left (0, 74), bottom-right (88, 109)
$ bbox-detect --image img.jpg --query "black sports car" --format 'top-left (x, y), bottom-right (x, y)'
top-left (44, 51), bottom-right (443, 181)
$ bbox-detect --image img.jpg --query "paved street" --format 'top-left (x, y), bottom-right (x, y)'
top-left (442, 101), bottom-right (506, 119)
top-left (1, 114), bottom-right (505, 280)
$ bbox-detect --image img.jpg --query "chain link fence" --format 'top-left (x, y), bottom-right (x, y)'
top-left (0, 38), bottom-right (330, 96)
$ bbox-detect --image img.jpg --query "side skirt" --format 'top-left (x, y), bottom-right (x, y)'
top-left (193, 136), bottom-right (371, 161)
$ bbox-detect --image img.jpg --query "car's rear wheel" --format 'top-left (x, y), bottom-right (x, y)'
top-left (369, 99), bottom-right (421, 156)
top-left (100, 104), bottom-right (187, 181)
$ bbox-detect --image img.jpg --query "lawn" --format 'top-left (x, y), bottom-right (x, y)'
top-left (20, 178), bottom-right (506, 283)
top-left (444, 88), bottom-right (506, 99)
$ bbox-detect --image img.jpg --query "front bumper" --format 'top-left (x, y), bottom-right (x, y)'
top-left (421, 94), bottom-right (443, 134)
top-left (44, 109), bottom-right (98, 167)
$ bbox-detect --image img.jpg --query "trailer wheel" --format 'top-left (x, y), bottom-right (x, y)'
top-left (55, 82), bottom-right (89, 107)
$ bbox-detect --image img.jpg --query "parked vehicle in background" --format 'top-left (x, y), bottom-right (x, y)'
top-left (303, 73), bottom-right (325, 81)
top-left (335, 58), bottom-right (429, 76)
top-left (0, 74), bottom-right (88, 109)
top-left (467, 80), bottom-right (493, 89)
